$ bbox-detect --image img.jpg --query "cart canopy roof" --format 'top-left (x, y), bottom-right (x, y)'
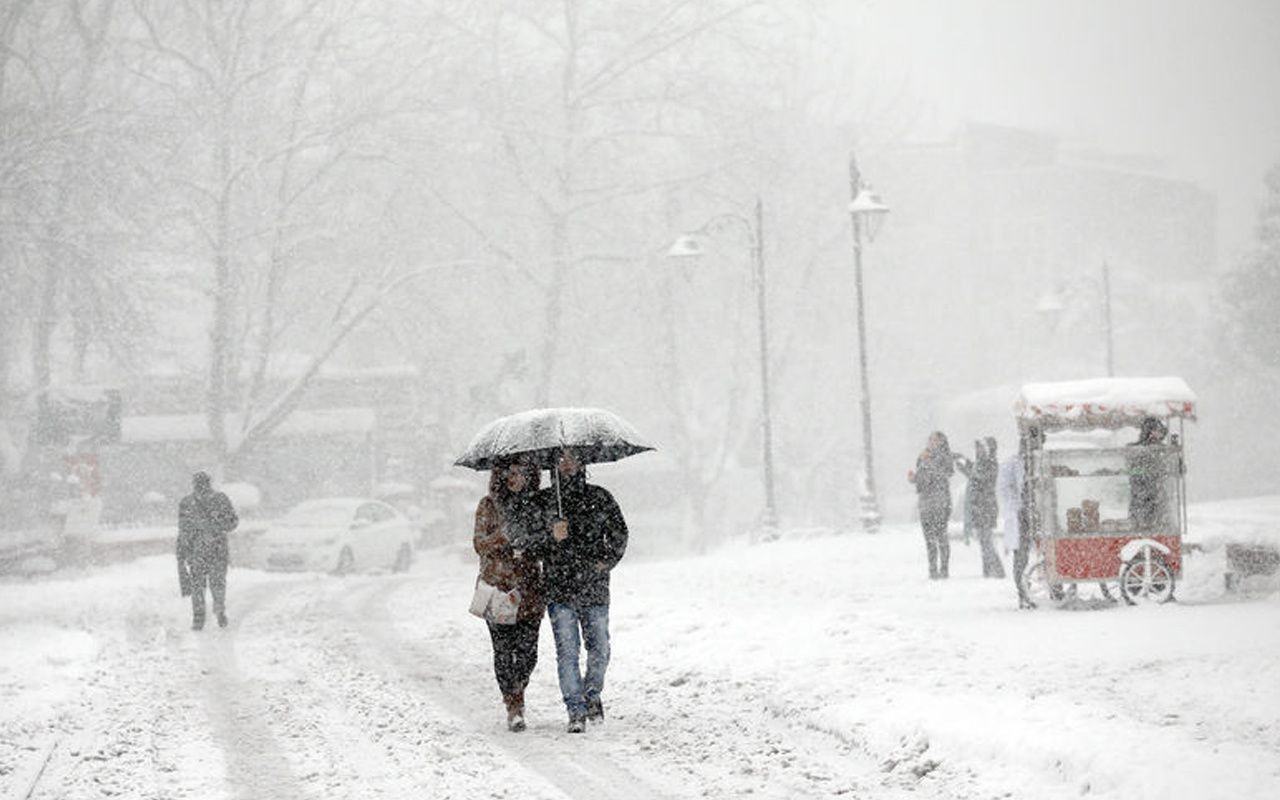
top-left (1014, 377), bottom-right (1196, 431)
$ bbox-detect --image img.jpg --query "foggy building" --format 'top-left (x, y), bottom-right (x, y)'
top-left (866, 123), bottom-right (1216, 512)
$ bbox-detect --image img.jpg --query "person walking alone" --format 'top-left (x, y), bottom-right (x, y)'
top-left (176, 472), bottom-right (238, 630)
top-left (472, 459), bottom-right (547, 732)
top-left (537, 449), bottom-right (628, 733)
top-left (908, 432), bottom-right (955, 579)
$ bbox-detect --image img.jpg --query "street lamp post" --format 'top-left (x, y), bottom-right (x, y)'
top-left (847, 157), bottom-right (889, 533)
top-left (669, 197), bottom-right (779, 535)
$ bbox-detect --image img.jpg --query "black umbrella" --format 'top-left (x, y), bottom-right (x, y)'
top-left (454, 407), bottom-right (654, 513)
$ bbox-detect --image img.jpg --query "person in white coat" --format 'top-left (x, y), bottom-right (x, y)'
top-left (997, 454), bottom-right (1034, 608)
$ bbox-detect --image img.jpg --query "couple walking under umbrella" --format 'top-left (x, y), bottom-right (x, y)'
top-left (458, 408), bottom-right (651, 734)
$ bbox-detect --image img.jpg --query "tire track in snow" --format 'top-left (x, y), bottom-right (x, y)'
top-left (190, 579), bottom-right (306, 800)
top-left (22, 587), bottom-right (230, 799)
top-left (342, 576), bottom-right (677, 800)
top-left (227, 573), bottom-right (562, 799)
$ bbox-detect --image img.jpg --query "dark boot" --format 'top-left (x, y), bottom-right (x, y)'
top-left (504, 693), bottom-right (526, 732)
top-left (586, 696), bottom-right (604, 724)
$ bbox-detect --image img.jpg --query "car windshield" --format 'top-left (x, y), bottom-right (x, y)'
top-left (282, 503), bottom-right (352, 527)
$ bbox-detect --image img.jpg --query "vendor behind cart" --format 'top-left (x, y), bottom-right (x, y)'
top-left (1128, 416), bottom-right (1172, 531)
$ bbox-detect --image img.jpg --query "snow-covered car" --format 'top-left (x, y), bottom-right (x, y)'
top-left (257, 498), bottom-right (414, 574)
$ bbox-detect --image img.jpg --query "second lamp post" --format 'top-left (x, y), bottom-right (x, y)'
top-left (848, 157), bottom-right (890, 533)
top-left (669, 197), bottom-right (778, 535)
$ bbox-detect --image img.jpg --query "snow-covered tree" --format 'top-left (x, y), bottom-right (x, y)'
top-left (0, 0), bottom-right (153, 481)
top-left (1223, 163), bottom-right (1280, 370)
top-left (126, 0), bottom-right (463, 472)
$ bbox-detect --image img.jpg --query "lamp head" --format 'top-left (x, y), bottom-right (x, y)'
top-left (849, 188), bottom-right (889, 241)
top-left (667, 234), bottom-right (706, 259)
top-left (1035, 291), bottom-right (1065, 315)
top-left (1035, 290), bottom-right (1065, 327)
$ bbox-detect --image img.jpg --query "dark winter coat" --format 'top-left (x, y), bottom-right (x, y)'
top-left (1127, 444), bottom-right (1170, 530)
top-left (177, 488), bottom-right (238, 573)
top-left (958, 448), bottom-right (999, 531)
top-left (912, 450), bottom-right (954, 500)
top-left (473, 493), bottom-right (547, 623)
top-left (534, 476), bottom-right (628, 607)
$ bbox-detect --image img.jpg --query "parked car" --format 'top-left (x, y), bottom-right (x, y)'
top-left (257, 498), bottom-right (414, 574)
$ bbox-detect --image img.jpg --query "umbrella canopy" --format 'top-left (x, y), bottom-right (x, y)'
top-left (454, 407), bottom-right (654, 470)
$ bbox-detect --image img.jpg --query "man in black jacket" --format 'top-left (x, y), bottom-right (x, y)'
top-left (539, 449), bottom-right (628, 733)
top-left (176, 472), bottom-right (239, 630)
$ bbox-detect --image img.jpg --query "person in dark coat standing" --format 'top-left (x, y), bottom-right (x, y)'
top-left (908, 431), bottom-right (954, 579)
top-left (957, 438), bottom-right (1005, 578)
top-left (473, 459), bottom-right (547, 732)
top-left (535, 448), bottom-right (628, 733)
top-left (176, 472), bottom-right (238, 630)
top-left (1128, 417), bottom-right (1170, 531)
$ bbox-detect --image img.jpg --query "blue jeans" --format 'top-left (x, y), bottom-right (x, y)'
top-left (547, 603), bottom-right (610, 718)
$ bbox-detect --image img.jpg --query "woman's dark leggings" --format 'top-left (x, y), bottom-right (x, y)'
top-left (920, 497), bottom-right (951, 578)
top-left (487, 617), bottom-right (541, 696)
top-left (978, 528), bottom-right (1006, 577)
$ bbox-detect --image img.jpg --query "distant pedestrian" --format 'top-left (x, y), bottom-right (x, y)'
top-left (908, 432), bottom-right (954, 579)
top-left (537, 449), bottom-right (628, 733)
top-left (958, 438), bottom-right (1004, 578)
top-left (176, 472), bottom-right (238, 630)
top-left (472, 458), bottom-right (547, 732)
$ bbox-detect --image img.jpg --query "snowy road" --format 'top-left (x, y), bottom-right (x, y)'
top-left (2, 521), bottom-right (1278, 799)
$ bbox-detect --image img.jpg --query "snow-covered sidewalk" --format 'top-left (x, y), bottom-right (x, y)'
top-left (1, 512), bottom-right (1278, 799)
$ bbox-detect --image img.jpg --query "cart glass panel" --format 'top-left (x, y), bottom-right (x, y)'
top-left (1043, 445), bottom-right (1182, 537)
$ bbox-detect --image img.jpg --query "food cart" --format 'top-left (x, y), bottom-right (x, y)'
top-left (1015, 377), bottom-right (1196, 605)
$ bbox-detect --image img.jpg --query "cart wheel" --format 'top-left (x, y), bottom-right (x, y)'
top-left (1119, 551), bottom-right (1175, 605)
top-left (1098, 582), bottom-right (1117, 604)
top-left (1022, 558), bottom-right (1065, 605)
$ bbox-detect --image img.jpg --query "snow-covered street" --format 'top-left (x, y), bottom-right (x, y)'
top-left (2, 514), bottom-right (1278, 800)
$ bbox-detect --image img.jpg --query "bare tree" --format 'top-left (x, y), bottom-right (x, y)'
top-left (126, 0), bottom-right (461, 471)
top-left (0, 0), bottom-right (152, 483)
top-left (436, 0), bottom-right (791, 405)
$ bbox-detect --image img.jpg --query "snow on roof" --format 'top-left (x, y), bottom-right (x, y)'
top-left (1014, 377), bottom-right (1196, 430)
top-left (290, 497), bottom-right (372, 511)
top-left (44, 384), bottom-right (119, 403)
top-left (122, 407), bottom-right (376, 445)
top-left (428, 475), bottom-right (479, 492)
top-left (374, 481), bottom-right (417, 499)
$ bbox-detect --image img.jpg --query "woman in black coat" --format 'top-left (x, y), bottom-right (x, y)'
top-left (908, 432), bottom-right (955, 579)
top-left (958, 438), bottom-right (1005, 578)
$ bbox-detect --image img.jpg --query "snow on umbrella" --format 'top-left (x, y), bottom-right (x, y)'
top-left (454, 407), bottom-right (654, 516)
top-left (454, 407), bottom-right (654, 470)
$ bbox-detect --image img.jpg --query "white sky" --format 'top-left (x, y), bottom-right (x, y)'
top-left (846, 0), bottom-right (1280, 262)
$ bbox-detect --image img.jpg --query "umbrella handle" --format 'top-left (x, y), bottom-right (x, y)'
top-left (554, 466), bottom-right (563, 517)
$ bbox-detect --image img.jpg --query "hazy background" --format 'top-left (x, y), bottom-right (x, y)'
top-left (850, 0), bottom-right (1280, 261)
top-left (2, 0), bottom-right (1277, 552)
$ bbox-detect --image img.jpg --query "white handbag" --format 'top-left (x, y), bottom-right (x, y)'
top-left (469, 579), bottom-right (497, 618)
top-left (487, 587), bottom-right (521, 625)
top-left (469, 578), bottom-right (521, 625)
